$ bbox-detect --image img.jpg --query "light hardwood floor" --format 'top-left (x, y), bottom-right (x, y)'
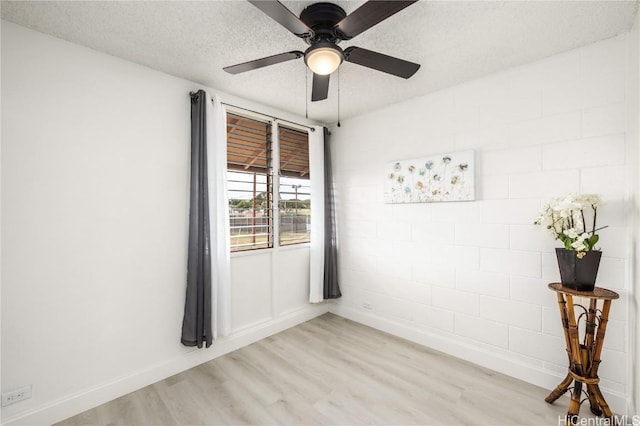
top-left (58, 313), bottom-right (600, 425)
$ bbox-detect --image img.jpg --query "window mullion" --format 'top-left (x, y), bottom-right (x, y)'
top-left (271, 122), bottom-right (280, 248)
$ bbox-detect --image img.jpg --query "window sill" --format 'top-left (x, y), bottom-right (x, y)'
top-left (230, 242), bottom-right (311, 258)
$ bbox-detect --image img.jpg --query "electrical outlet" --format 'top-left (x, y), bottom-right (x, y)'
top-left (362, 302), bottom-right (373, 309)
top-left (2, 385), bottom-right (32, 407)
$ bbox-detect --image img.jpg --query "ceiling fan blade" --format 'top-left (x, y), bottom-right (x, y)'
top-left (334, 1), bottom-right (417, 39)
top-left (249, 0), bottom-right (314, 38)
top-left (311, 73), bottom-right (330, 102)
top-left (223, 51), bottom-right (304, 74)
top-left (344, 47), bottom-right (420, 79)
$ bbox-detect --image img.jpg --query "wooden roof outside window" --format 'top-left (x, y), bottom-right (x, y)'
top-left (278, 125), bottom-right (309, 179)
top-left (226, 112), bottom-right (309, 178)
top-left (227, 113), bottom-right (271, 174)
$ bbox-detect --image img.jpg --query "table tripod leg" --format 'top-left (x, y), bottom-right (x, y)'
top-left (565, 294), bottom-right (583, 424)
top-left (586, 384), bottom-right (602, 416)
top-left (583, 300), bottom-right (601, 416)
top-left (590, 384), bottom-right (613, 418)
top-left (547, 292), bottom-right (575, 405)
top-left (545, 373), bottom-right (572, 403)
top-left (568, 381), bottom-right (582, 425)
top-left (589, 300), bottom-right (613, 419)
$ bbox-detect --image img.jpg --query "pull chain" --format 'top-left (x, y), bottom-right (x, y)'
top-left (337, 67), bottom-right (341, 127)
top-left (305, 67), bottom-right (309, 119)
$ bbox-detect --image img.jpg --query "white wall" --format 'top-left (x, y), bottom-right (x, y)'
top-left (230, 246), bottom-right (313, 332)
top-left (1, 21), bottom-right (326, 425)
top-left (631, 6), bottom-right (640, 417)
top-left (330, 34), bottom-right (633, 414)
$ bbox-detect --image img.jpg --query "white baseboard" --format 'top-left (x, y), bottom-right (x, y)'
top-left (3, 303), bottom-right (329, 426)
top-left (329, 304), bottom-right (630, 417)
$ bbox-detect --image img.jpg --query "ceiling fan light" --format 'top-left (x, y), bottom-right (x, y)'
top-left (305, 45), bottom-right (344, 75)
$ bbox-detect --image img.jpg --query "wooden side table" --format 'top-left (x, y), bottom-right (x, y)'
top-left (545, 283), bottom-right (619, 424)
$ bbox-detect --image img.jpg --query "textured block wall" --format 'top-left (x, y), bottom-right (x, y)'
top-left (331, 34), bottom-right (631, 409)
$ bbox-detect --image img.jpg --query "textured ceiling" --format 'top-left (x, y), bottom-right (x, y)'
top-left (2, 1), bottom-right (638, 124)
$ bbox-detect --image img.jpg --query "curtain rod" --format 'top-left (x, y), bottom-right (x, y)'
top-left (220, 102), bottom-right (316, 132)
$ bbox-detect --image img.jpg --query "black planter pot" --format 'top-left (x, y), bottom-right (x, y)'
top-left (555, 248), bottom-right (602, 292)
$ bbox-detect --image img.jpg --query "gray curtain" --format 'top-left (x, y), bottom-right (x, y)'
top-left (181, 90), bottom-right (213, 348)
top-left (323, 127), bottom-right (342, 299)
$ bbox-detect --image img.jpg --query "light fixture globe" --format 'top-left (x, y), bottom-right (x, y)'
top-left (304, 43), bottom-right (344, 75)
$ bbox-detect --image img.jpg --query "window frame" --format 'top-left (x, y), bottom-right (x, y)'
top-left (277, 124), bottom-right (311, 247)
top-left (227, 111), bottom-right (274, 252)
top-left (226, 108), bottom-right (311, 254)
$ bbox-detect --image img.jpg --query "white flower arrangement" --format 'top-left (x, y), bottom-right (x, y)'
top-left (534, 194), bottom-right (606, 258)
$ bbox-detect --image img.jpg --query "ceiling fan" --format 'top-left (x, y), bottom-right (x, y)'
top-left (223, 0), bottom-right (421, 102)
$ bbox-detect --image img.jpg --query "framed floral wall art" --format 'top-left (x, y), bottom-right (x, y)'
top-left (384, 150), bottom-right (475, 204)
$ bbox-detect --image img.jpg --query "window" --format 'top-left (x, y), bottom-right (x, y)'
top-left (226, 113), bottom-right (310, 252)
top-left (227, 113), bottom-right (273, 251)
top-left (278, 125), bottom-right (310, 246)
